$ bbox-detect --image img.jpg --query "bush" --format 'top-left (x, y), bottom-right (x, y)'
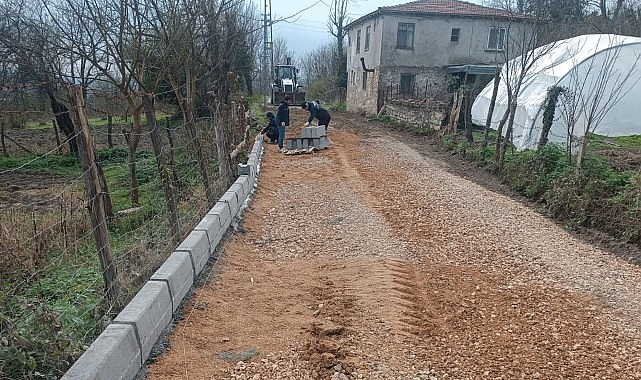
top-left (503, 144), bottom-right (571, 199)
top-left (1, 265), bottom-right (101, 379)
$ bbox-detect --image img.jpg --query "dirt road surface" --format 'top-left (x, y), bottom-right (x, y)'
top-left (145, 109), bottom-right (641, 379)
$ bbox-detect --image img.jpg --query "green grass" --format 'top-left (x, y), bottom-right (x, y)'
top-left (587, 134), bottom-right (641, 151)
top-left (24, 121), bottom-right (52, 130)
top-left (0, 154), bottom-right (80, 175)
top-left (23, 114), bottom-right (171, 130)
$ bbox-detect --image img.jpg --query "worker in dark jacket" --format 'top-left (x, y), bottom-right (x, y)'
top-left (276, 95), bottom-right (292, 152)
top-left (260, 112), bottom-right (279, 143)
top-left (301, 100), bottom-right (331, 131)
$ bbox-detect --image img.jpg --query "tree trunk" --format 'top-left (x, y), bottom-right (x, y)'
top-left (1, 123), bottom-right (7, 157)
top-left (483, 71), bottom-right (501, 148)
top-left (182, 98), bottom-right (215, 207)
top-left (464, 90), bottom-right (474, 143)
top-left (448, 89), bottom-right (464, 134)
top-left (52, 118), bottom-right (62, 155)
top-left (107, 115), bottom-right (113, 148)
top-left (127, 109), bottom-right (143, 206)
top-left (127, 144), bottom-right (140, 206)
top-left (164, 120), bottom-right (180, 188)
top-left (499, 101), bottom-right (518, 172)
top-left (537, 86), bottom-right (564, 152)
top-left (142, 93), bottom-right (180, 244)
top-left (208, 94), bottom-right (233, 188)
top-left (575, 135), bottom-right (589, 174)
top-left (48, 93), bottom-right (78, 154)
top-left (493, 107), bottom-right (510, 166)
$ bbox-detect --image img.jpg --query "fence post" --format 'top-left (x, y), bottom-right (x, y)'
top-left (69, 85), bottom-right (119, 301)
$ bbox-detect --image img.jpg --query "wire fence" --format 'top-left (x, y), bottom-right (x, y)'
top-left (0, 82), bottom-right (253, 378)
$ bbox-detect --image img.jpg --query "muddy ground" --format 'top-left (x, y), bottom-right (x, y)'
top-left (139, 109), bottom-right (641, 379)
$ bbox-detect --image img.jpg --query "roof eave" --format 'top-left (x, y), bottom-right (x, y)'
top-left (346, 8), bottom-right (532, 30)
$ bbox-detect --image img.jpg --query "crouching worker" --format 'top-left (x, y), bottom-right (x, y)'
top-left (301, 100), bottom-right (331, 132)
top-left (260, 112), bottom-right (279, 143)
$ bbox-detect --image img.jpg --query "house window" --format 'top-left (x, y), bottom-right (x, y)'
top-left (362, 71), bottom-right (368, 91)
top-left (400, 74), bottom-right (415, 97)
top-left (365, 26), bottom-right (371, 51)
top-left (397, 23), bottom-right (415, 49)
top-left (356, 29), bottom-right (361, 53)
top-left (451, 28), bottom-right (460, 42)
top-left (487, 27), bottom-right (506, 50)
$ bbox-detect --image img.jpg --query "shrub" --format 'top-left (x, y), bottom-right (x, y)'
top-left (503, 144), bottom-right (571, 199)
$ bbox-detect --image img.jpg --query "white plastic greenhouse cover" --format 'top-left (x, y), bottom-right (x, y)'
top-left (471, 34), bottom-right (641, 150)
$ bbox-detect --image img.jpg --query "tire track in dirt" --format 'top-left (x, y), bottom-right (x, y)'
top-left (334, 136), bottom-right (435, 339)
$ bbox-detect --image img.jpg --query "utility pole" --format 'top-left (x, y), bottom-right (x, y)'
top-left (263, 0), bottom-right (273, 101)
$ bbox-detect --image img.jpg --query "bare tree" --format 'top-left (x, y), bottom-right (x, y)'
top-left (42, 0), bottom-right (157, 206)
top-left (0, 0), bottom-right (82, 153)
top-left (556, 36), bottom-right (641, 171)
top-left (486, 13), bottom-right (562, 171)
top-left (299, 43), bottom-right (335, 100)
top-left (200, 0), bottom-right (259, 188)
top-left (272, 37), bottom-right (295, 66)
top-left (146, 0), bottom-right (217, 206)
top-left (327, 0), bottom-right (349, 90)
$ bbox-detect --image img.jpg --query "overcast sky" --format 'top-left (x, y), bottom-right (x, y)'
top-left (252, 0), bottom-right (484, 57)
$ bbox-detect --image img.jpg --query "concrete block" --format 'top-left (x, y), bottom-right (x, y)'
top-left (208, 201), bottom-right (232, 235)
top-left (150, 251), bottom-right (194, 312)
top-left (238, 163), bottom-right (250, 176)
top-left (113, 281), bottom-right (172, 365)
top-left (251, 136), bottom-right (262, 154)
top-left (316, 136), bottom-right (331, 149)
top-left (229, 182), bottom-right (246, 204)
top-left (61, 323), bottom-right (141, 380)
top-left (175, 230), bottom-right (210, 275)
top-left (315, 126), bottom-right (326, 137)
top-left (194, 213), bottom-right (224, 252)
top-left (301, 127), bottom-right (312, 138)
top-left (235, 175), bottom-right (251, 201)
top-left (249, 152), bottom-right (258, 167)
top-left (220, 190), bottom-right (240, 216)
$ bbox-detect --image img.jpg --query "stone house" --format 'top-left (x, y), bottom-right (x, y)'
top-left (345, 0), bottom-right (535, 115)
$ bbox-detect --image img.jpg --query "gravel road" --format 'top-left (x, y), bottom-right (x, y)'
top-left (145, 109), bottom-right (641, 379)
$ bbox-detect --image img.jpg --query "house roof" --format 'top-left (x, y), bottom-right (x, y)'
top-left (347, 0), bottom-right (529, 29)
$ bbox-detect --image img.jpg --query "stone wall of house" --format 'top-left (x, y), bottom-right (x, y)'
top-left (346, 69), bottom-right (381, 116)
top-left (382, 99), bottom-right (448, 132)
top-left (378, 66), bottom-right (450, 104)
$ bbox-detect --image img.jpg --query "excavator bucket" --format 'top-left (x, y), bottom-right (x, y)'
top-left (272, 91), bottom-right (305, 106)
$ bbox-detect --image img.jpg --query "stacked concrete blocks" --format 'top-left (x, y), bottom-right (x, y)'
top-left (285, 125), bottom-right (331, 150)
top-left (62, 136), bottom-right (265, 379)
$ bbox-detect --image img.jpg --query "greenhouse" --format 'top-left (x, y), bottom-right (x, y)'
top-left (471, 34), bottom-right (641, 150)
